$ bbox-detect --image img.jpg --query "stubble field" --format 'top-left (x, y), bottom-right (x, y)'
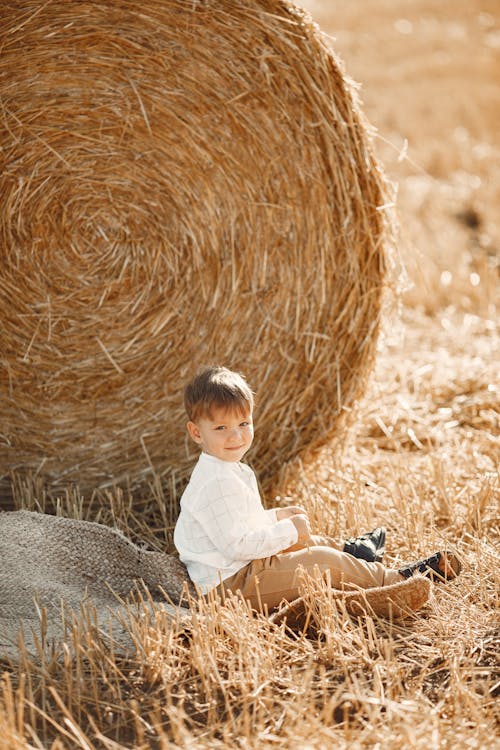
top-left (1, 1), bottom-right (498, 748)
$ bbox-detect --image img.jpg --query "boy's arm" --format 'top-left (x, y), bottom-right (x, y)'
top-left (263, 507), bottom-right (313, 551)
top-left (280, 515), bottom-right (313, 553)
top-left (191, 477), bottom-right (299, 560)
top-left (263, 506), bottom-right (308, 524)
top-left (275, 506), bottom-right (308, 521)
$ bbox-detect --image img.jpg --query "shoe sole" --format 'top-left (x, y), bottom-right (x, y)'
top-left (401, 551), bottom-right (462, 582)
top-left (432, 551), bottom-right (462, 581)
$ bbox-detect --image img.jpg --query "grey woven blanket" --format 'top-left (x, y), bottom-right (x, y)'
top-left (0, 510), bottom-right (194, 660)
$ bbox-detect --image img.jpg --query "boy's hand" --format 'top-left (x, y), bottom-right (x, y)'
top-left (291, 514), bottom-right (312, 544)
top-left (276, 506), bottom-right (308, 521)
top-left (277, 513), bottom-right (313, 553)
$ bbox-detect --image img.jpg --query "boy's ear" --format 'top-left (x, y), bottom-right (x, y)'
top-left (187, 421), bottom-right (203, 444)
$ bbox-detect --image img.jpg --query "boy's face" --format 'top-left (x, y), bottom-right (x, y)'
top-left (187, 406), bottom-right (254, 463)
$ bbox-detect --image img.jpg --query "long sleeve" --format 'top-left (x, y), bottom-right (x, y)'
top-left (189, 474), bottom-right (296, 560)
top-left (264, 507), bottom-right (278, 523)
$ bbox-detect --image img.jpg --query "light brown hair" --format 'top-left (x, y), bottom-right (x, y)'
top-left (184, 366), bottom-right (254, 422)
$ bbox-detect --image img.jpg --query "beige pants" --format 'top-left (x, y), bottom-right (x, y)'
top-left (218, 535), bottom-right (402, 611)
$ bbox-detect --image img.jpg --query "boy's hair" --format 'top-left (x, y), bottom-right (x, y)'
top-left (184, 366), bottom-right (254, 422)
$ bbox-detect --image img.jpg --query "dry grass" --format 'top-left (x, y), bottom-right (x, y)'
top-left (0, 306), bottom-right (497, 748)
top-left (0, 0), bottom-right (499, 748)
top-left (307, 0), bottom-right (499, 320)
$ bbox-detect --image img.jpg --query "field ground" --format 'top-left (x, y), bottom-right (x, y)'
top-left (1, 1), bottom-right (499, 748)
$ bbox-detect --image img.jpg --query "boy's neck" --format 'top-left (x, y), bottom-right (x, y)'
top-left (201, 451), bottom-right (242, 465)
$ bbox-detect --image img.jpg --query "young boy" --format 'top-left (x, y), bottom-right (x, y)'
top-left (174, 366), bottom-right (461, 611)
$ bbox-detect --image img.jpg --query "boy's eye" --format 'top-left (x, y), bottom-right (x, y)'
top-left (240, 421), bottom-right (250, 427)
top-left (214, 425), bottom-right (226, 431)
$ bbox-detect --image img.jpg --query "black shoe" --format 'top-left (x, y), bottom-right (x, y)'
top-left (398, 551), bottom-right (462, 583)
top-left (343, 527), bottom-right (386, 563)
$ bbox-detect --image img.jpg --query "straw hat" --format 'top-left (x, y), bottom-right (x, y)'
top-left (0, 1), bottom-right (393, 497)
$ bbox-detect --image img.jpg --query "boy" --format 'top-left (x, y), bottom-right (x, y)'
top-left (174, 366), bottom-right (461, 611)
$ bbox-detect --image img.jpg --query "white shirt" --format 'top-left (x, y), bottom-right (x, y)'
top-left (174, 453), bottom-right (298, 593)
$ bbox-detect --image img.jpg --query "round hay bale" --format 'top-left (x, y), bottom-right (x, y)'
top-left (0, 0), bottom-right (392, 497)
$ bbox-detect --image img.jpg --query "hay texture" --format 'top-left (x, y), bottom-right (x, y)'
top-left (0, 510), bottom-right (193, 660)
top-left (269, 576), bottom-right (432, 634)
top-left (0, 0), bottom-right (392, 495)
